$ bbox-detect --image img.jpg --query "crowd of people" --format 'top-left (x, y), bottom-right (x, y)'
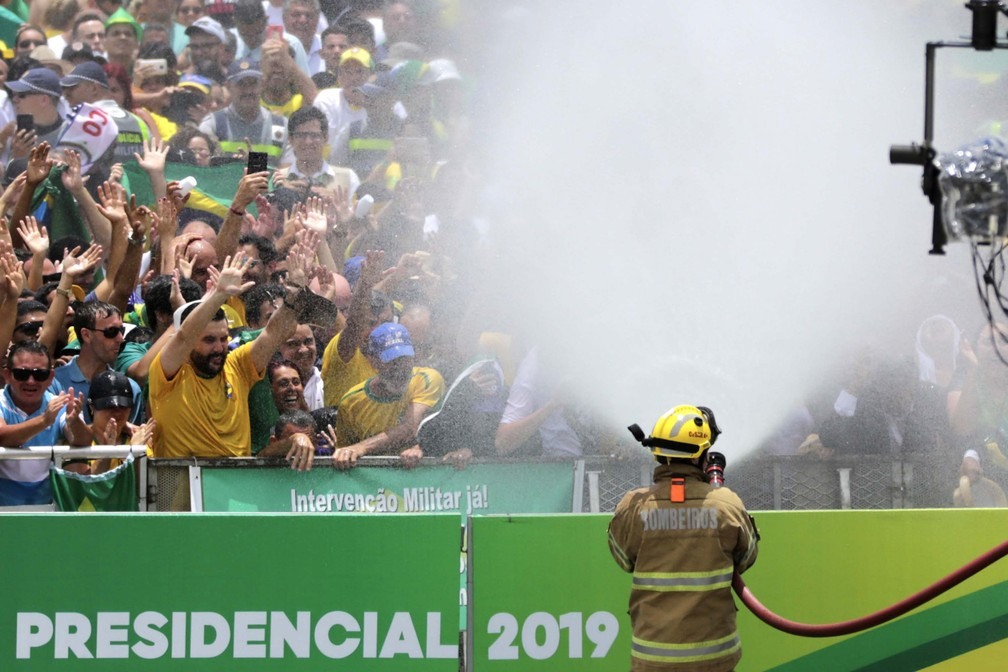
top-left (0, 1), bottom-right (1004, 512)
top-left (0, 0), bottom-right (607, 508)
top-left (759, 314), bottom-right (1008, 508)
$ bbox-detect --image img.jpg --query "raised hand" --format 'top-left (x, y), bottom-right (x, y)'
top-left (43, 392), bottom-right (71, 426)
top-left (15, 216), bottom-right (49, 257)
top-left (303, 196), bottom-right (327, 233)
top-left (312, 266), bottom-right (337, 301)
top-left (95, 181), bottom-right (129, 228)
top-left (61, 244), bottom-right (104, 280)
top-left (129, 419), bottom-right (155, 446)
top-left (0, 173), bottom-right (27, 214)
top-left (134, 136), bottom-right (169, 175)
top-left (0, 242), bottom-right (25, 300)
top-left (359, 249), bottom-right (386, 289)
top-left (232, 169), bottom-right (270, 211)
top-left (11, 128), bottom-right (38, 159)
top-left (165, 180), bottom-right (192, 213)
top-left (169, 269), bottom-right (184, 309)
top-left (26, 142), bottom-right (55, 184)
top-left (59, 149), bottom-right (87, 193)
top-left (286, 245), bottom-right (311, 288)
top-left (176, 246), bottom-right (195, 279)
top-left (208, 254), bottom-right (254, 297)
top-left (63, 389), bottom-right (85, 422)
top-left (155, 196), bottom-right (179, 241)
top-left (100, 417), bottom-right (119, 445)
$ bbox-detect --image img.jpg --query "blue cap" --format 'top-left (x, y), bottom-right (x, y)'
top-left (8, 68), bottom-right (62, 97)
top-left (60, 61), bottom-right (109, 88)
top-left (368, 323), bottom-right (414, 363)
top-left (226, 59), bottom-right (262, 83)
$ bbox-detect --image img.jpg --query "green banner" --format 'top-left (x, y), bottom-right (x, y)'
top-left (0, 514), bottom-right (460, 671)
top-left (200, 462), bottom-right (576, 514)
top-left (468, 510), bottom-right (1008, 671)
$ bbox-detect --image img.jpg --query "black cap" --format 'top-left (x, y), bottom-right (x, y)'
top-left (88, 370), bottom-right (133, 411)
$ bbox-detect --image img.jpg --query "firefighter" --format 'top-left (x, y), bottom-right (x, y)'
top-left (608, 404), bottom-right (759, 672)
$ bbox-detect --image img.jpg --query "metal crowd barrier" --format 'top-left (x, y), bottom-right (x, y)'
top-left (0, 449), bottom-right (978, 512)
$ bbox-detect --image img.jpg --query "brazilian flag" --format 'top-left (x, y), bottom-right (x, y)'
top-left (122, 159), bottom-right (249, 218)
top-left (49, 454), bottom-right (138, 512)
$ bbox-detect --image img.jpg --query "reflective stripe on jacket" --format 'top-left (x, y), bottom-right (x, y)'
top-left (608, 462), bottom-right (758, 672)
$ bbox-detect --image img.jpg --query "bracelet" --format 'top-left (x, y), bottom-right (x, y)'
top-left (230, 207), bottom-right (245, 217)
top-left (55, 287), bottom-right (72, 300)
top-left (128, 235), bottom-right (144, 246)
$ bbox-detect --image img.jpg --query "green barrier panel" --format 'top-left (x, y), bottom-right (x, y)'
top-left (468, 510), bottom-right (1008, 671)
top-left (0, 514), bottom-right (460, 671)
top-left (201, 462), bottom-right (576, 514)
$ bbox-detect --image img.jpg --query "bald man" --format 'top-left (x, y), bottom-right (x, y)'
top-left (183, 239), bottom-right (218, 291)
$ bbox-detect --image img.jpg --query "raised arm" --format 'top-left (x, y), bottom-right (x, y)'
top-left (0, 243), bottom-right (25, 355)
top-left (134, 137), bottom-right (170, 201)
top-left (215, 170), bottom-right (269, 262)
top-left (60, 150), bottom-right (112, 253)
top-left (9, 143), bottom-right (56, 250)
top-left (248, 246), bottom-right (309, 374)
top-left (92, 181), bottom-right (131, 297)
top-left (106, 200), bottom-right (151, 312)
top-left (15, 216), bottom-right (49, 292)
top-left (337, 249), bottom-right (386, 363)
top-left (158, 254), bottom-right (254, 380)
top-left (38, 245), bottom-right (103, 355)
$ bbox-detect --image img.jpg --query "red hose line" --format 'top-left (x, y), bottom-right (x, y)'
top-left (732, 538), bottom-right (1008, 637)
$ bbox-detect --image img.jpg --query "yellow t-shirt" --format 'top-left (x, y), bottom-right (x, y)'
top-left (335, 367), bottom-right (445, 448)
top-left (321, 330), bottom-right (376, 407)
top-left (149, 342), bottom-right (263, 458)
top-left (144, 109), bottom-right (178, 143)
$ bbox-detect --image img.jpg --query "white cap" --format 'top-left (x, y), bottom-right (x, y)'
top-left (173, 300), bottom-right (203, 330)
top-left (964, 449), bottom-right (981, 463)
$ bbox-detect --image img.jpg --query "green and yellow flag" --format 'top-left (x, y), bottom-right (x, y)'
top-left (49, 454), bottom-right (138, 512)
top-left (122, 159), bottom-right (248, 218)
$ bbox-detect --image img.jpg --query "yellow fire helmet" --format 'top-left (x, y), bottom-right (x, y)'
top-left (628, 405), bottom-right (721, 460)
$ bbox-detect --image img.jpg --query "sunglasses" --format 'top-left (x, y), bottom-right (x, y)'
top-left (87, 325), bottom-right (126, 338)
top-left (10, 367), bottom-right (51, 382)
top-left (17, 39), bottom-right (45, 50)
top-left (14, 320), bottom-right (43, 335)
top-left (178, 5), bottom-right (203, 13)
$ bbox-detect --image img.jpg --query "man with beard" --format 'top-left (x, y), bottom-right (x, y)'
top-left (148, 254), bottom-right (312, 470)
top-left (333, 322), bottom-right (444, 470)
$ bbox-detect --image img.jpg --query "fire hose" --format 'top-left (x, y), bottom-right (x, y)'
top-left (732, 538), bottom-right (1008, 637)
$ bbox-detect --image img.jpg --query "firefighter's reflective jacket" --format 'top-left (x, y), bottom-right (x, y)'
top-left (608, 462), bottom-right (758, 672)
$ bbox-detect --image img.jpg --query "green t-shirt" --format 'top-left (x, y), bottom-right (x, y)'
top-left (238, 329), bottom-right (278, 455)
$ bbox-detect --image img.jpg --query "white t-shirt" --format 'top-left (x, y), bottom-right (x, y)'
top-left (312, 88), bottom-right (367, 167)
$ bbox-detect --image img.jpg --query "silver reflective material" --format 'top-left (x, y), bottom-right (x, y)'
top-left (937, 137), bottom-right (1008, 240)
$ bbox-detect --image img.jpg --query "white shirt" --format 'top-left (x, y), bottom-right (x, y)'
top-left (311, 88), bottom-right (368, 166)
top-left (286, 160), bottom-right (360, 196)
top-left (500, 347), bottom-right (583, 458)
top-left (303, 366), bottom-right (324, 411)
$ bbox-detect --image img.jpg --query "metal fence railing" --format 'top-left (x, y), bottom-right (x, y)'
top-left (0, 449), bottom-right (976, 513)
